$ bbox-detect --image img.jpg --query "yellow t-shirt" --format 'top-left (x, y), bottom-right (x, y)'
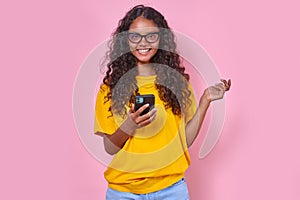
top-left (94, 75), bottom-right (197, 194)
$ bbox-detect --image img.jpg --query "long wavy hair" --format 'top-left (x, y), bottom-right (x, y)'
top-left (102, 5), bottom-right (192, 118)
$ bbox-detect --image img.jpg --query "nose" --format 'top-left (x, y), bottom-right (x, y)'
top-left (139, 36), bottom-right (148, 45)
top-left (136, 38), bottom-right (148, 49)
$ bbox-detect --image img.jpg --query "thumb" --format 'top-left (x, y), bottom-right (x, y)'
top-left (129, 104), bottom-right (135, 113)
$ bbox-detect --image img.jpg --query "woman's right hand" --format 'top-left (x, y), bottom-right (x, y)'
top-left (120, 104), bottom-right (157, 136)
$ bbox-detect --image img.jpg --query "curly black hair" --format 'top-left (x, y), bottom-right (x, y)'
top-left (102, 5), bottom-right (192, 118)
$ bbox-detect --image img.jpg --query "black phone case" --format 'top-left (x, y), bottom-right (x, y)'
top-left (135, 94), bottom-right (155, 116)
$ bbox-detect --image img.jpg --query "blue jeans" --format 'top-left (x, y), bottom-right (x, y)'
top-left (106, 178), bottom-right (190, 200)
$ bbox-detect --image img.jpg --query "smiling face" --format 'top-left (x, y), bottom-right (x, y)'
top-left (128, 16), bottom-right (160, 65)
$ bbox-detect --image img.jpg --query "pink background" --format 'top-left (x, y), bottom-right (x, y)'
top-left (1, 0), bottom-right (300, 199)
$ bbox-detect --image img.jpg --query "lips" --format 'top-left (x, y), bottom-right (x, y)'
top-left (136, 48), bottom-right (152, 55)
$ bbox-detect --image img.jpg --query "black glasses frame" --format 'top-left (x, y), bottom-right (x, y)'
top-left (127, 32), bottom-right (160, 44)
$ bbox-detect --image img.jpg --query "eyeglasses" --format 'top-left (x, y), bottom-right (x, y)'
top-left (127, 32), bottom-right (160, 43)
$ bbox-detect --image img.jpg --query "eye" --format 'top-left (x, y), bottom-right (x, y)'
top-left (128, 33), bottom-right (140, 41)
top-left (146, 33), bottom-right (159, 42)
top-left (132, 34), bottom-right (139, 39)
top-left (148, 34), bottom-right (156, 39)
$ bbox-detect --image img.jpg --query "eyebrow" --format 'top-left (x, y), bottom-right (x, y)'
top-left (128, 32), bottom-right (159, 35)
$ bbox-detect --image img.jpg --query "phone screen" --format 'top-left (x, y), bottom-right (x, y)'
top-left (134, 94), bottom-right (155, 116)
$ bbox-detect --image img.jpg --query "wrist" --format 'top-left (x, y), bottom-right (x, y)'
top-left (120, 117), bottom-right (138, 136)
top-left (200, 90), bottom-right (212, 105)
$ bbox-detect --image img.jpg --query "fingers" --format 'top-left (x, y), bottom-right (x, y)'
top-left (212, 84), bottom-right (225, 98)
top-left (214, 83), bottom-right (226, 95)
top-left (206, 78), bottom-right (231, 102)
top-left (135, 108), bottom-right (157, 126)
top-left (215, 83), bottom-right (226, 91)
top-left (228, 79), bottom-right (231, 90)
top-left (135, 103), bottom-right (150, 116)
top-left (129, 103), bottom-right (135, 113)
top-left (137, 109), bottom-right (157, 127)
top-left (220, 78), bottom-right (231, 91)
top-left (129, 104), bottom-right (157, 128)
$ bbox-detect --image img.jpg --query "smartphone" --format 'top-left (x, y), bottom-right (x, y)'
top-left (134, 94), bottom-right (155, 116)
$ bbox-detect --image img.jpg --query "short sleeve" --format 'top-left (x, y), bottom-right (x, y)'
top-left (185, 83), bottom-right (197, 123)
top-left (94, 84), bottom-right (118, 135)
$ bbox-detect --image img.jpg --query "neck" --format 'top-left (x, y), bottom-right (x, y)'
top-left (137, 62), bottom-right (156, 76)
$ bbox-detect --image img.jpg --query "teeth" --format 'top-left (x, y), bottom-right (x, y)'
top-left (138, 49), bottom-right (150, 53)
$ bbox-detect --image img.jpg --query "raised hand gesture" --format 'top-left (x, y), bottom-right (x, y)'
top-left (203, 79), bottom-right (231, 102)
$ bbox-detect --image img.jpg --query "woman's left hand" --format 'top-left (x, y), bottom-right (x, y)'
top-left (203, 79), bottom-right (231, 102)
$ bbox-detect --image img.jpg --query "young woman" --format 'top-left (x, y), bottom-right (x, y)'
top-left (94, 5), bottom-right (231, 199)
